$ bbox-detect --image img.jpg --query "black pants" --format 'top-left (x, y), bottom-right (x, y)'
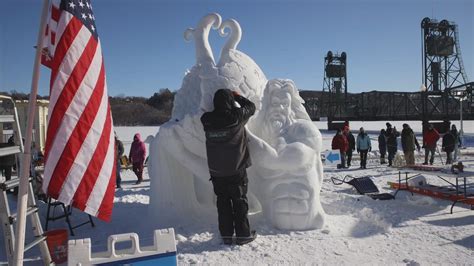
top-left (424, 147), bottom-right (436, 165)
top-left (116, 159), bottom-right (122, 187)
top-left (445, 152), bottom-right (453, 164)
top-left (359, 149), bottom-right (368, 168)
top-left (346, 150), bottom-right (353, 166)
top-left (337, 151), bottom-right (346, 169)
top-left (388, 150), bottom-right (397, 165)
top-left (211, 171), bottom-right (250, 238)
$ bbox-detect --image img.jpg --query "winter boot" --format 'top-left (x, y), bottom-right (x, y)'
top-left (222, 237), bottom-right (233, 245)
top-left (236, 230), bottom-right (257, 245)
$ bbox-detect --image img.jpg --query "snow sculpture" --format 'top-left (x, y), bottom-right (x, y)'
top-left (149, 13), bottom-right (266, 226)
top-left (149, 13), bottom-right (325, 230)
top-left (247, 79), bottom-right (325, 230)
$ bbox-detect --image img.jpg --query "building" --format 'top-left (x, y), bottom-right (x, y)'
top-left (15, 99), bottom-right (49, 152)
top-left (0, 95), bottom-right (49, 152)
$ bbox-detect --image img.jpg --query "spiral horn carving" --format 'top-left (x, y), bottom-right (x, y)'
top-left (183, 13), bottom-right (222, 66)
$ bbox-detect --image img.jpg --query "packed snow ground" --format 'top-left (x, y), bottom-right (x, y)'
top-left (2, 121), bottom-right (473, 265)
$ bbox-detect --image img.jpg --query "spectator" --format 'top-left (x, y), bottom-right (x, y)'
top-left (386, 122), bottom-right (392, 134)
top-left (332, 129), bottom-right (348, 169)
top-left (343, 126), bottom-right (355, 168)
top-left (378, 129), bottom-right (387, 164)
top-left (129, 133), bottom-right (146, 184)
top-left (0, 136), bottom-right (16, 193)
top-left (386, 126), bottom-right (400, 167)
top-left (115, 135), bottom-right (124, 188)
top-left (442, 130), bottom-right (455, 164)
top-left (30, 142), bottom-right (44, 177)
top-left (356, 127), bottom-right (371, 169)
top-left (343, 120), bottom-right (350, 129)
top-left (401, 123), bottom-right (420, 166)
top-left (450, 125), bottom-right (461, 161)
top-left (201, 89), bottom-right (256, 245)
top-left (423, 124), bottom-right (440, 165)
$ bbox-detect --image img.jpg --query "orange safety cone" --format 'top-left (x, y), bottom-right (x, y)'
top-left (45, 229), bottom-right (68, 264)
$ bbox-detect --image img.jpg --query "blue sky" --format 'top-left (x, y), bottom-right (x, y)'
top-left (1, 0), bottom-right (473, 97)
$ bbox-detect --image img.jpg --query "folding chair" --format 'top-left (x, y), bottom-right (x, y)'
top-left (45, 197), bottom-right (95, 236)
top-left (331, 175), bottom-right (395, 200)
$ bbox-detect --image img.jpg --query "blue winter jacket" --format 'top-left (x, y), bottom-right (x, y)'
top-left (357, 133), bottom-right (372, 151)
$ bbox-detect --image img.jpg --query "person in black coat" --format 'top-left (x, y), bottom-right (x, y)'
top-left (385, 126), bottom-right (400, 166)
top-left (378, 129), bottom-right (387, 164)
top-left (442, 131), bottom-right (455, 164)
top-left (451, 125), bottom-right (462, 161)
top-left (201, 89), bottom-right (256, 245)
top-left (343, 126), bottom-right (355, 168)
top-left (0, 136), bottom-right (16, 181)
top-left (115, 135), bottom-right (124, 189)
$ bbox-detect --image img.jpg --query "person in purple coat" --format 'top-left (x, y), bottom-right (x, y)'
top-left (129, 133), bottom-right (146, 184)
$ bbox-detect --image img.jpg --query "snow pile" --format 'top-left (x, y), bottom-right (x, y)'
top-left (2, 126), bottom-right (472, 264)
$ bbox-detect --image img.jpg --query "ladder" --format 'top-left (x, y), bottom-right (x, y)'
top-left (0, 95), bottom-right (51, 265)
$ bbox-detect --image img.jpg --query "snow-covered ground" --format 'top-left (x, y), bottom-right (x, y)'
top-left (2, 121), bottom-right (473, 265)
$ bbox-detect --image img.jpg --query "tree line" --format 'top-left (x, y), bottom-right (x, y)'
top-left (2, 89), bottom-right (175, 126)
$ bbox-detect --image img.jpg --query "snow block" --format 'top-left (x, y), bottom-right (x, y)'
top-left (67, 228), bottom-right (177, 266)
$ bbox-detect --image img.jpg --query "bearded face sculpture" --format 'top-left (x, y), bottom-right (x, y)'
top-left (248, 79), bottom-right (325, 230)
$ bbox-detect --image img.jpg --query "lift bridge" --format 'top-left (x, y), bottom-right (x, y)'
top-left (303, 18), bottom-right (473, 129)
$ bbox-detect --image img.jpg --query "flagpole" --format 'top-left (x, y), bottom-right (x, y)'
top-left (13, 0), bottom-right (50, 265)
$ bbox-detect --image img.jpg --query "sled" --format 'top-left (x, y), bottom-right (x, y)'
top-left (331, 175), bottom-right (395, 200)
top-left (389, 168), bottom-right (474, 213)
top-left (120, 155), bottom-right (148, 170)
top-left (389, 181), bottom-right (474, 213)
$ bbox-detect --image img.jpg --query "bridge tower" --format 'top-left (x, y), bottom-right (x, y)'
top-left (323, 51), bottom-right (347, 95)
top-left (421, 17), bottom-right (468, 91)
top-left (321, 51), bottom-right (347, 122)
top-left (421, 17), bottom-right (471, 127)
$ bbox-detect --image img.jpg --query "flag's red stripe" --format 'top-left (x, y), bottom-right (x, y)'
top-left (51, 5), bottom-right (61, 22)
top-left (97, 144), bottom-right (116, 222)
top-left (72, 102), bottom-right (113, 211)
top-left (49, 17), bottom-right (83, 90)
top-left (47, 61), bottom-right (105, 199)
top-left (44, 34), bottom-right (97, 163)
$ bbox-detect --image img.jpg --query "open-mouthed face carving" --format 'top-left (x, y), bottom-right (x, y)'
top-left (267, 90), bottom-right (291, 131)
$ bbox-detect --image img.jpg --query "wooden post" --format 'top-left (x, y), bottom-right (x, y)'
top-left (13, 0), bottom-right (50, 265)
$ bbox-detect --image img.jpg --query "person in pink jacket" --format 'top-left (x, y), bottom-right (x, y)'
top-left (129, 133), bottom-right (146, 184)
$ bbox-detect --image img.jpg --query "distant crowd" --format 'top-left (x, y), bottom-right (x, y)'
top-left (331, 121), bottom-right (462, 169)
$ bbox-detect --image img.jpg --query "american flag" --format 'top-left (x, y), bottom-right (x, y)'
top-left (42, 0), bottom-right (116, 221)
